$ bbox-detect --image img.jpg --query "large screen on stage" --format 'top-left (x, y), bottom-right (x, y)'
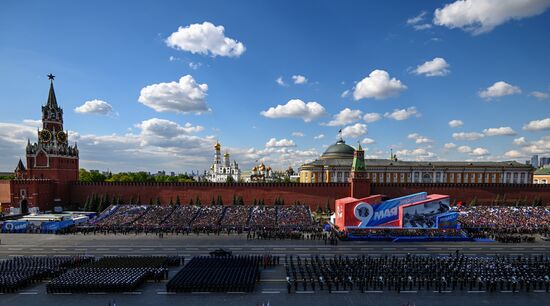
top-left (401, 197), bottom-right (451, 229)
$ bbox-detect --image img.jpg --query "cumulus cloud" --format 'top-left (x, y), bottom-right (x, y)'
top-left (444, 143), bottom-right (457, 150)
top-left (433, 0), bottom-right (550, 35)
top-left (483, 126), bottom-right (517, 136)
top-left (292, 132), bottom-right (304, 137)
top-left (363, 113), bottom-right (382, 123)
top-left (471, 147), bottom-right (490, 156)
top-left (276, 76), bottom-right (287, 86)
top-left (407, 133), bottom-right (433, 144)
top-left (448, 119), bottom-right (464, 128)
top-left (138, 75), bottom-right (210, 114)
top-left (314, 134), bottom-right (325, 139)
top-left (324, 108), bottom-right (362, 126)
top-left (504, 150), bottom-right (523, 158)
top-left (452, 132), bottom-right (485, 141)
top-left (457, 145), bottom-right (472, 153)
top-left (407, 11), bottom-right (433, 30)
top-left (165, 21), bottom-right (245, 57)
top-left (292, 75), bottom-right (308, 85)
top-left (265, 138), bottom-right (296, 148)
top-left (340, 123), bottom-right (368, 138)
top-left (361, 137), bottom-right (375, 145)
top-left (479, 81), bottom-right (521, 99)
top-left (136, 118), bottom-right (204, 147)
top-left (521, 136), bottom-right (550, 155)
top-left (414, 57), bottom-right (450, 77)
top-left (530, 91), bottom-right (550, 100)
top-left (523, 118), bottom-right (550, 131)
top-left (513, 137), bottom-right (527, 146)
top-left (260, 99), bottom-right (327, 122)
top-left (457, 145), bottom-right (489, 156)
top-left (396, 148), bottom-right (436, 161)
top-left (74, 99), bottom-right (114, 115)
top-left (384, 107), bottom-right (420, 121)
top-left (353, 70), bottom-right (407, 100)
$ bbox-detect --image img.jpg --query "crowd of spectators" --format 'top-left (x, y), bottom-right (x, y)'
top-left (277, 205), bottom-right (314, 230)
top-left (132, 206), bottom-right (175, 231)
top-left (161, 206), bottom-right (201, 231)
top-left (459, 206), bottom-right (550, 242)
top-left (248, 206), bottom-right (278, 230)
top-left (220, 206), bottom-right (250, 231)
top-left (94, 205), bottom-right (148, 230)
top-left (190, 206), bottom-right (225, 231)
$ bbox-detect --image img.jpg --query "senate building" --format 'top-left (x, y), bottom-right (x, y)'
top-left (299, 138), bottom-right (534, 184)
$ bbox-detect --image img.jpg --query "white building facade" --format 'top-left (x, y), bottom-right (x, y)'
top-left (207, 142), bottom-right (241, 182)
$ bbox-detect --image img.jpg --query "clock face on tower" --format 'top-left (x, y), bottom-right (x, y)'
top-left (39, 129), bottom-right (52, 143)
top-left (56, 131), bottom-right (67, 144)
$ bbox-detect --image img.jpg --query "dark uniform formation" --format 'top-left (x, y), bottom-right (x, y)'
top-left (167, 255), bottom-right (277, 293)
top-left (46, 256), bottom-right (181, 293)
top-left (0, 256), bottom-right (93, 293)
top-left (285, 254), bottom-right (550, 293)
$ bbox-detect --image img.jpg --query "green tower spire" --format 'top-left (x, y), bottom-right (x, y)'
top-left (351, 142), bottom-right (366, 172)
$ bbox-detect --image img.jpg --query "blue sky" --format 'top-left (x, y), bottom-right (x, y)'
top-left (1, 0), bottom-right (549, 173)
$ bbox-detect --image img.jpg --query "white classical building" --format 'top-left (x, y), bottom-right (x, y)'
top-left (206, 142), bottom-right (241, 182)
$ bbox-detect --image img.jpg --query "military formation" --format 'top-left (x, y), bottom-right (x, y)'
top-left (285, 253), bottom-right (550, 293)
top-left (167, 255), bottom-right (277, 293)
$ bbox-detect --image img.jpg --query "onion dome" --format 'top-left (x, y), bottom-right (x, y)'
top-left (259, 163), bottom-right (266, 171)
top-left (214, 141), bottom-right (221, 150)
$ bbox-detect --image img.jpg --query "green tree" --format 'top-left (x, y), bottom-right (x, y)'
top-left (195, 195), bottom-right (202, 206)
top-left (189, 198), bottom-right (194, 206)
top-left (170, 197), bottom-right (174, 206)
top-left (238, 196), bottom-right (244, 206)
top-left (155, 197), bottom-right (161, 206)
top-left (176, 195), bottom-right (181, 206)
top-left (226, 175), bottom-right (235, 183)
top-left (216, 195), bottom-right (223, 206)
top-left (79, 169), bottom-right (107, 182)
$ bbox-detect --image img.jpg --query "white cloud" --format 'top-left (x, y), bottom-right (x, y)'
top-left (361, 137), bottom-right (375, 145)
top-left (396, 148), bottom-right (436, 161)
top-left (504, 150), bottom-right (523, 158)
top-left (523, 118), bottom-right (550, 131)
top-left (276, 76), bottom-right (287, 86)
top-left (314, 134), bottom-right (325, 140)
top-left (458, 145), bottom-right (472, 153)
top-left (407, 133), bottom-right (433, 144)
top-left (292, 132), bottom-right (304, 137)
top-left (530, 91), bottom-right (550, 100)
top-left (522, 136), bottom-right (550, 155)
top-left (353, 70), bottom-right (407, 100)
top-left (384, 107), bottom-right (420, 121)
top-left (324, 108), bottom-right (363, 126)
top-left (456, 145), bottom-right (489, 156)
top-left (407, 11), bottom-right (433, 30)
top-left (74, 99), bottom-right (114, 115)
top-left (513, 136), bottom-right (527, 146)
top-left (414, 57), bottom-right (450, 77)
top-left (260, 99), bottom-right (327, 122)
top-left (340, 123), bottom-right (368, 138)
top-left (433, 0), bottom-right (550, 35)
top-left (265, 138), bottom-right (296, 148)
top-left (452, 132), bottom-right (485, 141)
top-left (340, 90), bottom-right (350, 98)
top-left (483, 126), bottom-right (517, 136)
top-left (188, 62), bottom-right (202, 70)
top-left (479, 81), bottom-right (521, 99)
top-left (292, 75), bottom-right (308, 85)
top-left (471, 147), bottom-right (490, 156)
top-left (136, 118), bottom-right (204, 146)
top-left (138, 75), bottom-right (210, 114)
top-left (448, 119), bottom-right (464, 128)
top-left (363, 112), bottom-right (382, 123)
top-left (444, 143), bottom-right (457, 150)
top-left (165, 21), bottom-right (245, 57)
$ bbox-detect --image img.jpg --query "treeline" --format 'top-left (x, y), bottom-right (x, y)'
top-left (79, 169), bottom-right (195, 183)
top-left (0, 175), bottom-right (14, 180)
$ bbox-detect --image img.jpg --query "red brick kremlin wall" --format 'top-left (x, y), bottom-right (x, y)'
top-left (70, 182), bottom-right (351, 208)
top-left (0, 181), bottom-right (10, 204)
top-left (69, 181), bottom-right (550, 209)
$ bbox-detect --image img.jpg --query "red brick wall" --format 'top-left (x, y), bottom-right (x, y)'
top-left (371, 183), bottom-right (550, 205)
top-left (10, 179), bottom-right (57, 210)
top-left (70, 182), bottom-right (351, 209)
top-left (0, 180), bottom-right (10, 204)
